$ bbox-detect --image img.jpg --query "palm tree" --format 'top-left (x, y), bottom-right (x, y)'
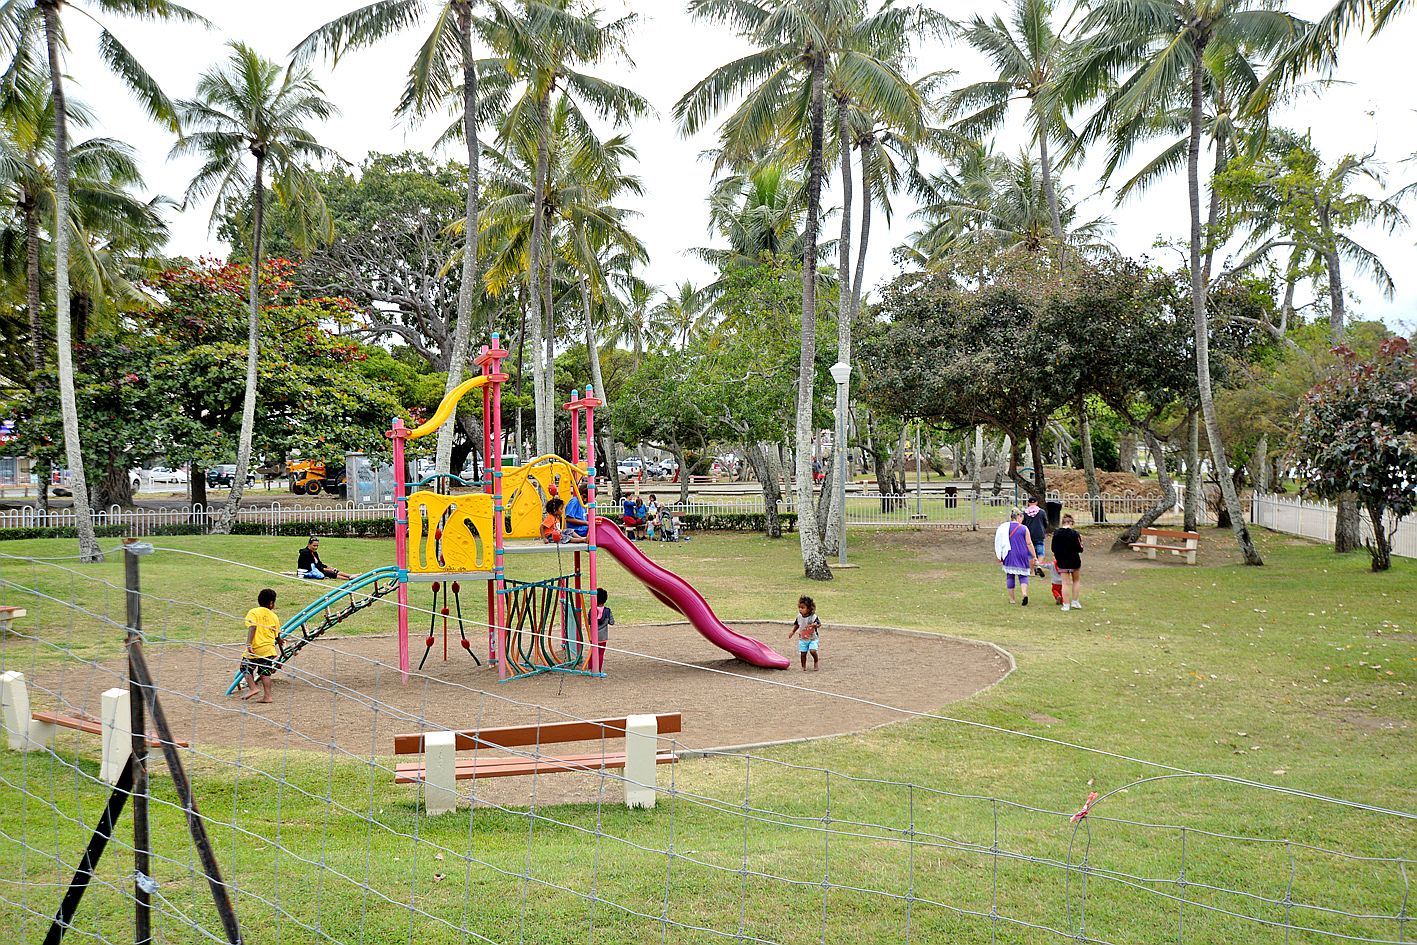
top-left (907, 146), bottom-right (1112, 261)
top-left (951, 0), bottom-right (1078, 242)
top-left (0, 68), bottom-right (166, 513)
top-left (654, 281), bottom-right (709, 349)
top-left (295, 0), bottom-right (525, 474)
top-left (5, 0), bottom-right (208, 561)
top-left (1071, 0), bottom-right (1304, 566)
top-left (171, 42), bottom-right (338, 533)
top-left (1216, 134), bottom-right (1405, 552)
top-left (603, 275), bottom-right (665, 364)
top-left (487, 0), bottom-right (648, 455)
top-left (680, 0), bottom-right (875, 580)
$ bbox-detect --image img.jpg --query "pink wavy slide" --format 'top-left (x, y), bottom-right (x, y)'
top-left (594, 517), bottom-right (791, 669)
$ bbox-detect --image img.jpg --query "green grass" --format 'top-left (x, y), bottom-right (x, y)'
top-left (0, 529), bottom-right (1413, 944)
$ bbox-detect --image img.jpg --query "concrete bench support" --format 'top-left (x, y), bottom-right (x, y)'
top-left (422, 730), bottom-right (459, 815)
top-left (623, 713), bottom-right (658, 809)
top-left (1, 671), bottom-right (34, 750)
top-left (100, 688), bottom-right (132, 785)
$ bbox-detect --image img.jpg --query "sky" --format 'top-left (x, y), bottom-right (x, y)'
top-left (54, 0), bottom-right (1417, 335)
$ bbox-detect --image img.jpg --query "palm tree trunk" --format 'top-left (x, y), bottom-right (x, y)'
top-left (41, 4), bottom-right (101, 562)
top-left (1077, 398), bottom-right (1103, 523)
top-left (22, 194), bottom-right (51, 518)
top-left (527, 98), bottom-right (551, 455)
top-left (795, 53), bottom-right (831, 581)
top-left (1037, 118), bottom-right (1064, 241)
top-left (1186, 55), bottom-right (1260, 565)
top-left (851, 139), bottom-right (872, 319)
top-left (220, 153), bottom-right (266, 534)
top-left (433, 7), bottom-right (484, 475)
top-left (542, 249), bottom-right (555, 451)
top-left (1184, 408), bottom-right (1201, 531)
top-left (824, 97), bottom-right (854, 557)
top-left (1321, 238), bottom-right (1362, 553)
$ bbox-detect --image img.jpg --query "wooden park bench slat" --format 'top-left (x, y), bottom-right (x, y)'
top-left (31, 709), bottom-right (189, 749)
top-left (393, 750), bottom-right (678, 783)
top-left (391, 712), bottom-right (682, 756)
top-left (393, 712), bottom-right (682, 813)
top-left (1128, 527), bottom-right (1200, 565)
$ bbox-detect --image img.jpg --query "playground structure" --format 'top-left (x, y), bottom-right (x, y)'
top-left (229, 333), bottom-right (788, 694)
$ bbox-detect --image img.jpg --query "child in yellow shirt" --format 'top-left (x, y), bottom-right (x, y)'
top-left (239, 588), bottom-right (284, 703)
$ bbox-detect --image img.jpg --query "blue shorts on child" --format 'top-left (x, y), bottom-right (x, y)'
top-left (798, 639), bottom-right (819, 653)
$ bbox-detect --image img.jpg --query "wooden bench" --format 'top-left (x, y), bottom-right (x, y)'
top-left (0, 605), bottom-right (26, 633)
top-left (1128, 528), bottom-right (1200, 565)
top-left (393, 713), bottom-right (682, 813)
top-left (1, 674), bottom-right (188, 785)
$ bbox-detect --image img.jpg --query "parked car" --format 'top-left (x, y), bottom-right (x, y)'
top-left (617, 459), bottom-right (644, 478)
top-left (206, 465), bottom-right (254, 489)
top-left (147, 466), bottom-right (188, 484)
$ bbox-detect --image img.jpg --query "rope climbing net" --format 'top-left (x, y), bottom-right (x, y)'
top-left (499, 575), bottom-right (597, 680)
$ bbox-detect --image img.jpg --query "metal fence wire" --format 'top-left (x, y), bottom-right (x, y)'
top-left (0, 544), bottom-right (1410, 945)
top-left (0, 490), bottom-right (1187, 536)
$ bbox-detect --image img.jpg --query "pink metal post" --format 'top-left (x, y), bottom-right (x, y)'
top-left (583, 387), bottom-right (602, 673)
top-left (476, 335), bottom-right (510, 678)
top-left (389, 417), bottom-right (411, 678)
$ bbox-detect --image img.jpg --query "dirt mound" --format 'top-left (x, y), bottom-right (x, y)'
top-left (1048, 469), bottom-right (1164, 498)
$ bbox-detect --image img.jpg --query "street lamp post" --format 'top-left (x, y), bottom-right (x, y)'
top-left (829, 361), bottom-right (852, 567)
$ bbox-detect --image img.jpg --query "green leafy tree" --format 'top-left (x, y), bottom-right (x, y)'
top-left (172, 42), bottom-right (339, 533)
top-left (1293, 337), bottom-right (1416, 571)
top-left (1069, 0), bottom-right (1306, 566)
top-left (3, 0), bottom-right (209, 560)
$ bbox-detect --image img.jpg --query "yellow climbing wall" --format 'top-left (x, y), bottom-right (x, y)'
top-left (408, 490), bottom-right (495, 573)
top-left (501, 458), bottom-right (586, 539)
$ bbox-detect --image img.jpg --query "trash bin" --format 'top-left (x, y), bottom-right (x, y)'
top-left (944, 485), bottom-right (958, 509)
top-left (1045, 499), bottom-right (1063, 529)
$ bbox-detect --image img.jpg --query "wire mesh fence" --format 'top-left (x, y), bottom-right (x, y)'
top-left (0, 543), bottom-right (1410, 945)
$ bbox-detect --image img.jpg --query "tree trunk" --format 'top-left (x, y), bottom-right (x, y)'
top-left (1119, 431), bottom-right (1137, 474)
top-left (219, 152), bottom-right (266, 534)
top-left (41, 4), bottom-right (101, 562)
top-left (794, 53), bottom-right (831, 580)
top-left (527, 96), bottom-right (552, 455)
top-left (1253, 433), bottom-right (1269, 492)
top-left (95, 458), bottom-right (135, 509)
top-left (822, 98), bottom-right (854, 559)
top-left (1321, 240), bottom-right (1362, 553)
top-left (1183, 409), bottom-right (1201, 532)
top-left (671, 441), bottom-right (689, 505)
top-left (1187, 55), bottom-right (1261, 564)
top-left (23, 195), bottom-right (50, 518)
top-left (1114, 428), bottom-right (1177, 549)
top-left (852, 139), bottom-right (873, 319)
top-left (1037, 117), bottom-right (1065, 241)
top-left (433, 7), bottom-right (484, 475)
top-left (746, 441), bottom-right (782, 538)
top-left (815, 452), bottom-right (834, 544)
top-left (1363, 499), bottom-right (1391, 572)
top-left (1077, 398), bottom-right (1104, 523)
top-left (542, 247), bottom-right (555, 452)
top-left (190, 474), bottom-right (208, 513)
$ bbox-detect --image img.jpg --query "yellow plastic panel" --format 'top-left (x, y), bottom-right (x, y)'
top-left (408, 491), bottom-right (494, 573)
top-left (500, 458), bottom-right (587, 539)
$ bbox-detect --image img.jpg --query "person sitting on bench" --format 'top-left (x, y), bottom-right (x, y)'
top-left (297, 537), bottom-right (351, 580)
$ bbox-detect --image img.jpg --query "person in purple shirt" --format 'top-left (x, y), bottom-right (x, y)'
top-left (995, 508), bottom-right (1040, 605)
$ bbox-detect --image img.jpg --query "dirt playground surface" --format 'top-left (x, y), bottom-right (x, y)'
top-left (29, 622), bottom-right (1011, 804)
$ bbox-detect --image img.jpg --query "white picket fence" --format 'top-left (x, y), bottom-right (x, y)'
top-left (1, 490), bottom-right (1188, 537)
top-left (0, 501), bottom-right (395, 537)
top-left (1251, 493), bottom-right (1417, 560)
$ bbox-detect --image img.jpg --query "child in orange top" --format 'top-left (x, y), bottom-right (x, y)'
top-left (541, 497), bottom-right (564, 543)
